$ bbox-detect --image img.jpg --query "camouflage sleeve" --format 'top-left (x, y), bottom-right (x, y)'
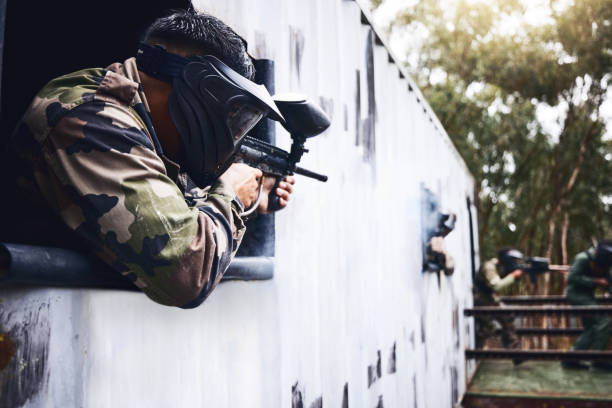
top-left (482, 259), bottom-right (515, 293)
top-left (567, 252), bottom-right (596, 290)
top-left (38, 100), bottom-right (245, 307)
top-left (491, 273), bottom-right (515, 293)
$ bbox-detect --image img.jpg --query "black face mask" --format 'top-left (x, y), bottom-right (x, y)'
top-left (595, 241), bottom-right (612, 269)
top-left (136, 43), bottom-right (284, 186)
top-left (501, 261), bottom-right (520, 276)
top-left (498, 248), bottom-right (524, 276)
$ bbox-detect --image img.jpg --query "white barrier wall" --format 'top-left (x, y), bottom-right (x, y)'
top-left (0, 1), bottom-right (478, 407)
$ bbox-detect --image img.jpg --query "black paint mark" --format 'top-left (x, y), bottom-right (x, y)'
top-left (420, 315), bottom-right (426, 343)
top-left (412, 375), bottom-right (418, 408)
top-left (367, 365), bottom-right (377, 388)
top-left (354, 69), bottom-right (361, 146)
top-left (292, 381), bottom-right (304, 408)
top-left (362, 29), bottom-right (376, 163)
top-left (360, 11), bottom-right (368, 25)
top-left (341, 383), bottom-right (349, 408)
top-left (450, 366), bottom-right (459, 405)
top-left (366, 30), bottom-right (376, 121)
top-left (376, 395), bottom-right (384, 408)
top-left (309, 396), bottom-right (322, 408)
top-left (353, 34), bottom-right (377, 164)
top-left (343, 104), bottom-right (348, 132)
top-left (318, 96), bottom-right (335, 126)
top-left (360, 117), bottom-right (375, 162)
top-left (367, 350), bottom-right (382, 388)
top-left (387, 342), bottom-right (396, 374)
top-left (453, 306), bottom-right (460, 349)
top-left (289, 26), bottom-right (305, 82)
top-left (409, 331), bottom-right (415, 348)
top-left (374, 33), bottom-right (383, 46)
top-left (0, 302), bottom-right (50, 408)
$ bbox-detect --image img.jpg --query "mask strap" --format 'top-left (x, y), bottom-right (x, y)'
top-left (136, 42), bottom-right (190, 83)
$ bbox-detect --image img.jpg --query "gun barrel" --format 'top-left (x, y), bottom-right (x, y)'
top-left (549, 264), bottom-right (570, 271)
top-left (294, 166), bottom-right (328, 182)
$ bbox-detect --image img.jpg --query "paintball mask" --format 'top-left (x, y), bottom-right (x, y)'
top-left (594, 240), bottom-right (612, 269)
top-left (498, 248), bottom-right (524, 276)
top-left (136, 42), bottom-right (284, 186)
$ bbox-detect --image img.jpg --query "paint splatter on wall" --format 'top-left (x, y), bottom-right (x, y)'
top-left (0, 302), bottom-right (50, 407)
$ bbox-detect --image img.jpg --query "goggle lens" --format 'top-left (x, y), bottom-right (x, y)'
top-left (226, 102), bottom-right (265, 142)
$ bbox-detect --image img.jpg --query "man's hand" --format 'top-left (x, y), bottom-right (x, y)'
top-left (219, 163), bottom-right (263, 208)
top-left (511, 269), bottom-right (524, 279)
top-left (430, 236), bottom-right (446, 254)
top-left (594, 278), bottom-right (610, 288)
top-left (258, 176), bottom-right (296, 214)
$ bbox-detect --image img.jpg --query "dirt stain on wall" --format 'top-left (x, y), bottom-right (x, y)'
top-left (0, 331), bottom-right (16, 370)
top-left (0, 301), bottom-right (50, 408)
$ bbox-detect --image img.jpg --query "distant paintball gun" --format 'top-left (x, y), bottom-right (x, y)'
top-left (519, 256), bottom-right (550, 286)
top-left (236, 94), bottom-right (331, 214)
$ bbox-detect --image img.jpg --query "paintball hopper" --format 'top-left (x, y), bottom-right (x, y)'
top-left (273, 94), bottom-right (331, 139)
top-left (522, 256), bottom-right (550, 286)
top-left (498, 248), bottom-right (524, 275)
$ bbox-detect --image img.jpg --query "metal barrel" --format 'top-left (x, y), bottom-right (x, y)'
top-left (294, 165), bottom-right (328, 181)
top-left (0, 242), bottom-right (137, 290)
top-left (0, 243), bottom-right (274, 289)
top-left (464, 305), bottom-right (612, 316)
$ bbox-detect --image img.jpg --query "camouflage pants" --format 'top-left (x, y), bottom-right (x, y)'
top-left (567, 291), bottom-right (611, 351)
top-left (474, 291), bottom-right (519, 349)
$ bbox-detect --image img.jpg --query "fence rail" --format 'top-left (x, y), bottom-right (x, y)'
top-left (465, 349), bottom-right (612, 361)
top-left (464, 306), bottom-right (612, 316)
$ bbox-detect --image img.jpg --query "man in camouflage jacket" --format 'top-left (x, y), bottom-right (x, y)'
top-left (5, 10), bottom-right (294, 308)
top-left (473, 248), bottom-right (525, 350)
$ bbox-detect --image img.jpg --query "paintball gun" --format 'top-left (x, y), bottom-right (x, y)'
top-left (236, 94), bottom-right (331, 214)
top-left (519, 256), bottom-right (550, 286)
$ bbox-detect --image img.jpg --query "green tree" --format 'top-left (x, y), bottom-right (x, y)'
top-left (373, 0), bottom-right (612, 265)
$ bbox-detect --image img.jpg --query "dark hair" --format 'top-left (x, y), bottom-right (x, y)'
top-left (143, 9), bottom-right (255, 80)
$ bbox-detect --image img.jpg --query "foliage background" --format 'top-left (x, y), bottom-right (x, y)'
top-left (370, 0), bottom-right (611, 265)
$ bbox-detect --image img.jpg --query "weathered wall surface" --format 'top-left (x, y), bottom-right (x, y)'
top-left (0, 1), bottom-right (478, 407)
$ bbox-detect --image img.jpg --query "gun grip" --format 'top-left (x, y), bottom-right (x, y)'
top-left (267, 177), bottom-right (282, 212)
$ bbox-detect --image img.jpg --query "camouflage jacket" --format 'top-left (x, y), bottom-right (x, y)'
top-left (474, 258), bottom-right (516, 297)
top-left (9, 57), bottom-right (246, 308)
